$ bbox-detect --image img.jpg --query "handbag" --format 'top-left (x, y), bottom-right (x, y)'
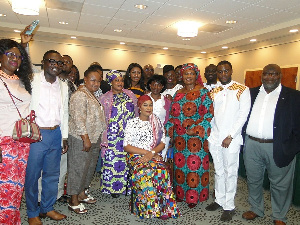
top-left (0, 76), bottom-right (41, 143)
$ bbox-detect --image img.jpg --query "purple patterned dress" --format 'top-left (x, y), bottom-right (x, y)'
top-left (100, 92), bottom-right (135, 194)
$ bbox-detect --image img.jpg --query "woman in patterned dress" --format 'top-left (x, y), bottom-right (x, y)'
top-left (99, 70), bottom-right (138, 198)
top-left (124, 95), bottom-right (180, 220)
top-left (0, 39), bottom-right (32, 225)
top-left (124, 63), bottom-right (145, 98)
top-left (166, 63), bottom-right (214, 208)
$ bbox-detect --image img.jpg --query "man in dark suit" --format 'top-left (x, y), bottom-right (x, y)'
top-left (242, 64), bottom-right (300, 225)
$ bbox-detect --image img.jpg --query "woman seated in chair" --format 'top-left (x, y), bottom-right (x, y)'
top-left (123, 95), bottom-right (180, 220)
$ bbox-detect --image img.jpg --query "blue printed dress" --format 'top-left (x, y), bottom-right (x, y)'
top-left (100, 92), bottom-right (135, 194)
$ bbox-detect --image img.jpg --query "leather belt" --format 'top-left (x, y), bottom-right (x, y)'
top-left (40, 125), bottom-right (59, 130)
top-left (249, 135), bottom-right (273, 143)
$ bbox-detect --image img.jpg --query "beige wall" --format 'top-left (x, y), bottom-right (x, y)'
top-left (28, 40), bottom-right (205, 77)
top-left (27, 38), bottom-right (300, 89)
top-left (205, 40), bottom-right (300, 89)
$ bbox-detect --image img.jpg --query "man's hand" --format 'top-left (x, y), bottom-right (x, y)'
top-left (222, 136), bottom-right (232, 148)
top-left (62, 140), bottom-right (68, 154)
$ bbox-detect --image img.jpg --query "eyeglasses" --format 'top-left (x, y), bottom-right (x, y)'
top-left (44, 58), bottom-right (64, 66)
top-left (145, 68), bottom-right (154, 71)
top-left (262, 72), bottom-right (280, 77)
top-left (4, 52), bottom-right (23, 60)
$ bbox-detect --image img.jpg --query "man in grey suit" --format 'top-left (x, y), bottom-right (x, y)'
top-left (242, 64), bottom-right (300, 225)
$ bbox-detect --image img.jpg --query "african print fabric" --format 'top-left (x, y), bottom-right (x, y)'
top-left (0, 136), bottom-right (30, 225)
top-left (166, 89), bottom-right (213, 204)
top-left (127, 154), bottom-right (180, 219)
top-left (100, 92), bottom-right (135, 194)
top-left (128, 87), bottom-right (144, 99)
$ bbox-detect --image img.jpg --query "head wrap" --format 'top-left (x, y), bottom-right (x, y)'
top-left (106, 70), bottom-right (123, 85)
top-left (137, 95), bottom-right (152, 108)
top-left (163, 65), bottom-right (174, 74)
top-left (180, 63), bottom-right (203, 86)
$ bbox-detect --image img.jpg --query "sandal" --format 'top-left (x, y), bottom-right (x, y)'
top-left (68, 203), bottom-right (87, 214)
top-left (79, 194), bottom-right (97, 204)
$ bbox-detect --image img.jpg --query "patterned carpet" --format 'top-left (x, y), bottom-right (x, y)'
top-left (20, 165), bottom-right (300, 225)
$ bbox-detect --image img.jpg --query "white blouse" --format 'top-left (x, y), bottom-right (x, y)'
top-left (123, 117), bottom-right (166, 152)
top-left (147, 94), bottom-right (166, 124)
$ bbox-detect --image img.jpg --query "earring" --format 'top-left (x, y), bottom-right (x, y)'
top-left (16, 68), bottom-right (19, 72)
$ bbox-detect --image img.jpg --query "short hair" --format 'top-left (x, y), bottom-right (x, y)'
top-left (163, 65), bottom-right (174, 74)
top-left (71, 65), bottom-right (80, 86)
top-left (88, 64), bottom-right (103, 72)
top-left (205, 64), bottom-right (217, 72)
top-left (84, 66), bottom-right (100, 77)
top-left (175, 65), bottom-right (182, 71)
top-left (43, 50), bottom-right (61, 60)
top-left (217, 60), bottom-right (232, 70)
top-left (147, 74), bottom-right (167, 93)
top-left (63, 54), bottom-right (73, 63)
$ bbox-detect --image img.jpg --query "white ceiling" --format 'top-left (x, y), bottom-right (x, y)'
top-left (0, 0), bottom-right (299, 57)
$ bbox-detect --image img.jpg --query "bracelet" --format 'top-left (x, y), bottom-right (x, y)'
top-left (151, 150), bottom-right (155, 155)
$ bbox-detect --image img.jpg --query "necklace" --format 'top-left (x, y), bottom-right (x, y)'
top-left (0, 70), bottom-right (19, 80)
top-left (185, 85), bottom-right (195, 91)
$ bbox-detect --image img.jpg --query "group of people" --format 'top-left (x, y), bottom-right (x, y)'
top-left (0, 27), bottom-right (299, 225)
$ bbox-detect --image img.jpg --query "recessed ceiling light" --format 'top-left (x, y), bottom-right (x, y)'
top-left (222, 46), bottom-right (228, 49)
top-left (182, 38), bottom-right (191, 41)
top-left (59, 21), bottom-right (68, 25)
top-left (226, 20), bottom-right (237, 24)
top-left (0, 14), bottom-right (6, 17)
top-left (163, 47), bottom-right (168, 50)
top-left (134, 4), bottom-right (147, 10)
top-left (250, 39), bottom-right (257, 42)
top-left (114, 29), bottom-right (122, 32)
top-left (289, 29), bottom-right (298, 33)
top-left (71, 36), bottom-right (76, 39)
top-left (120, 42), bottom-right (125, 45)
top-left (201, 51), bottom-right (206, 54)
top-left (14, 30), bottom-right (21, 33)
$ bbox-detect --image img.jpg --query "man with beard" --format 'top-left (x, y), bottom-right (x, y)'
top-left (242, 64), bottom-right (300, 225)
top-left (25, 50), bottom-right (68, 224)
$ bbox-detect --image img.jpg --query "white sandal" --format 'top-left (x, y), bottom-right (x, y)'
top-left (80, 194), bottom-right (97, 204)
top-left (68, 203), bottom-right (88, 214)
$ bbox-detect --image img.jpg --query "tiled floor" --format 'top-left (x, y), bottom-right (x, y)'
top-left (20, 166), bottom-right (300, 225)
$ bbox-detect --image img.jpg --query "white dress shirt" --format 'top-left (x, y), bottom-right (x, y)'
top-left (36, 73), bottom-right (61, 127)
top-left (208, 80), bottom-right (251, 146)
top-left (246, 84), bottom-right (281, 139)
top-left (203, 81), bottom-right (221, 92)
top-left (162, 84), bottom-right (183, 97)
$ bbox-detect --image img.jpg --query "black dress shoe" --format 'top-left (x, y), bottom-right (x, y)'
top-left (205, 202), bottom-right (221, 211)
top-left (220, 210), bottom-right (235, 222)
top-left (111, 194), bottom-right (120, 198)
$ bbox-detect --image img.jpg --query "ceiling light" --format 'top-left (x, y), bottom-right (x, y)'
top-left (163, 47), bottom-right (168, 50)
top-left (250, 39), bottom-right (257, 42)
top-left (177, 21), bottom-right (199, 38)
top-left (120, 42), bottom-right (125, 45)
top-left (201, 51), bottom-right (206, 54)
top-left (59, 21), bottom-right (68, 25)
top-left (12, 0), bottom-right (40, 15)
top-left (134, 4), bottom-right (147, 10)
top-left (14, 30), bottom-right (21, 33)
top-left (289, 29), bottom-right (298, 33)
top-left (71, 36), bottom-right (76, 39)
top-left (182, 38), bottom-right (191, 41)
top-left (0, 14), bottom-right (6, 17)
top-left (114, 29), bottom-right (122, 32)
top-left (226, 20), bottom-right (237, 24)
top-left (222, 46), bottom-right (228, 49)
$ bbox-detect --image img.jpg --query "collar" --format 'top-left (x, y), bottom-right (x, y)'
top-left (221, 80), bottom-right (234, 89)
top-left (41, 71), bottom-right (58, 85)
top-left (260, 83), bottom-right (282, 95)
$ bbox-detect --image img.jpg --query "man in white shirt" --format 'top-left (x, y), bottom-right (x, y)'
top-left (242, 64), bottom-right (300, 225)
top-left (206, 60), bottom-right (251, 222)
top-left (203, 64), bottom-right (221, 92)
top-left (25, 50), bottom-right (68, 225)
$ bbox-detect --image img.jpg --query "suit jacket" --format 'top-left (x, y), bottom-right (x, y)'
top-left (30, 71), bottom-right (69, 139)
top-left (245, 85), bottom-right (300, 167)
